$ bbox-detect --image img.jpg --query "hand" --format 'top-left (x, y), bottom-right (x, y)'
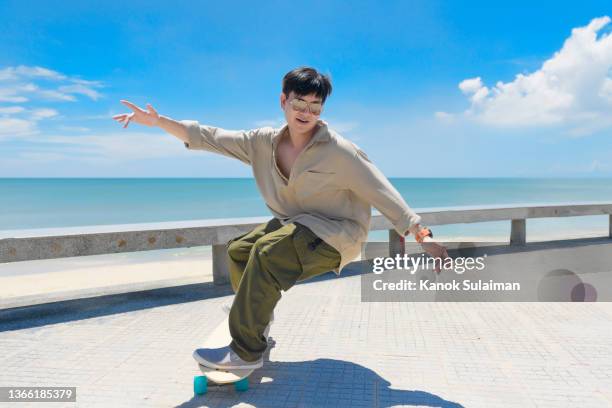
top-left (420, 238), bottom-right (451, 274)
top-left (113, 100), bottom-right (160, 128)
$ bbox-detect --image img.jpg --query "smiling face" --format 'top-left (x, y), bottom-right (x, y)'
top-left (280, 91), bottom-right (323, 136)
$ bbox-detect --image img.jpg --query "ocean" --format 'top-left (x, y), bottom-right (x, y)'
top-left (2, 177), bottom-right (612, 241)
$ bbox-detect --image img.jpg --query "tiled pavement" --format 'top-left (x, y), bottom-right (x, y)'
top-left (1, 269), bottom-right (612, 408)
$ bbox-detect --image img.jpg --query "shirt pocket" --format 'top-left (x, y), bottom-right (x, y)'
top-left (294, 170), bottom-right (349, 217)
top-left (295, 170), bottom-right (338, 199)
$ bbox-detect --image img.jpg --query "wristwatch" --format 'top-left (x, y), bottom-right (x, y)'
top-left (414, 226), bottom-right (433, 243)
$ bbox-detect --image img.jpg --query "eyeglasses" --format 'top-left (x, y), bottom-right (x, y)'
top-left (288, 98), bottom-right (323, 116)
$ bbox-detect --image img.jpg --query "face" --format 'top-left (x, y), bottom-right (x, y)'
top-left (280, 91), bottom-right (323, 134)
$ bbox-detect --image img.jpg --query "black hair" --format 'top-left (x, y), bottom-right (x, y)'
top-left (282, 67), bottom-right (332, 104)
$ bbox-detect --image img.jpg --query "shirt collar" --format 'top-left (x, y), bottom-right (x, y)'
top-left (272, 119), bottom-right (331, 148)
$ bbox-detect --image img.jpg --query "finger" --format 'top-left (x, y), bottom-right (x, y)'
top-left (120, 100), bottom-right (143, 113)
top-left (112, 114), bottom-right (125, 119)
top-left (123, 113), bottom-right (133, 128)
top-left (146, 103), bottom-right (158, 115)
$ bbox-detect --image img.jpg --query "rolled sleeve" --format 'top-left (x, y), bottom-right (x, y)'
top-left (346, 147), bottom-right (422, 237)
top-left (180, 120), bottom-right (256, 165)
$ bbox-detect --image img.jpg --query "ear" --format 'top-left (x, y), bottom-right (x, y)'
top-left (280, 92), bottom-right (286, 110)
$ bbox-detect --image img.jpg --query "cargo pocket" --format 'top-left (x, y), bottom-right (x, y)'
top-left (293, 223), bottom-right (341, 282)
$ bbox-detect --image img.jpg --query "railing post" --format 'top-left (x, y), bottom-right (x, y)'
top-left (609, 214), bottom-right (612, 239)
top-left (388, 229), bottom-right (405, 257)
top-left (212, 244), bottom-right (230, 285)
top-left (510, 219), bottom-right (526, 245)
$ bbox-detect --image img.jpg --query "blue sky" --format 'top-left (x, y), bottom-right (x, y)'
top-left (1, 0), bottom-right (611, 177)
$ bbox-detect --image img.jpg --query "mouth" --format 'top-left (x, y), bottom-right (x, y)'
top-left (296, 118), bottom-right (309, 124)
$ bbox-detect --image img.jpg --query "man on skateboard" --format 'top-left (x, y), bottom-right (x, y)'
top-left (114, 66), bottom-right (449, 371)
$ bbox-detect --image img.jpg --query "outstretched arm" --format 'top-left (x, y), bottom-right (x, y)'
top-left (113, 100), bottom-right (256, 165)
top-left (344, 146), bottom-right (450, 272)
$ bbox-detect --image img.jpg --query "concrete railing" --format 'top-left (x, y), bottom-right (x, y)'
top-left (1, 202), bottom-right (611, 285)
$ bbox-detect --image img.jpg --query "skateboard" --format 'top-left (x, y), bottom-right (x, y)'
top-left (193, 316), bottom-right (253, 395)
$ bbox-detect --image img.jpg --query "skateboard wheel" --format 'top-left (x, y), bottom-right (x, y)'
top-left (234, 377), bottom-right (249, 392)
top-left (193, 375), bottom-right (208, 395)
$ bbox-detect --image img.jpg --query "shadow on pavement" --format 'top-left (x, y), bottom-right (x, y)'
top-left (179, 351), bottom-right (464, 408)
top-left (0, 281), bottom-right (234, 331)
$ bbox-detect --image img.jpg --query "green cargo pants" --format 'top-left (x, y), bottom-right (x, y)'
top-left (226, 217), bottom-right (341, 362)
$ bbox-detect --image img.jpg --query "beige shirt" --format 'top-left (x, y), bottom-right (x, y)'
top-left (181, 119), bottom-right (422, 274)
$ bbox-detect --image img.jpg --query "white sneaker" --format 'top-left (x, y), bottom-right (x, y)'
top-left (193, 345), bottom-right (263, 370)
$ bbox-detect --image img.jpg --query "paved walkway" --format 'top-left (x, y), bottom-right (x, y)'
top-left (1, 265), bottom-right (612, 407)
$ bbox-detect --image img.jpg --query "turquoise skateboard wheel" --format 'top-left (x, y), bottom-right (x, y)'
top-left (193, 375), bottom-right (208, 395)
top-left (234, 377), bottom-right (249, 392)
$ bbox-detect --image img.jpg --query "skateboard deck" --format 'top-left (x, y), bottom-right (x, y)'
top-left (193, 316), bottom-right (254, 394)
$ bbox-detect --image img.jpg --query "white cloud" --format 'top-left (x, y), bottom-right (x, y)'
top-left (0, 106), bottom-right (26, 114)
top-left (0, 65), bottom-right (104, 141)
top-left (0, 65), bottom-right (66, 81)
top-left (0, 117), bottom-right (38, 138)
top-left (0, 107), bottom-right (59, 140)
top-left (0, 65), bottom-right (103, 103)
top-left (446, 16), bottom-right (612, 135)
top-left (58, 125), bottom-right (91, 132)
top-left (70, 78), bottom-right (103, 87)
top-left (458, 77), bottom-right (484, 94)
top-left (30, 108), bottom-right (59, 120)
top-left (434, 111), bottom-right (455, 121)
top-left (0, 83), bottom-right (36, 102)
top-left (37, 89), bottom-right (77, 101)
top-left (58, 84), bottom-right (102, 101)
top-left (0, 93), bottom-right (28, 103)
